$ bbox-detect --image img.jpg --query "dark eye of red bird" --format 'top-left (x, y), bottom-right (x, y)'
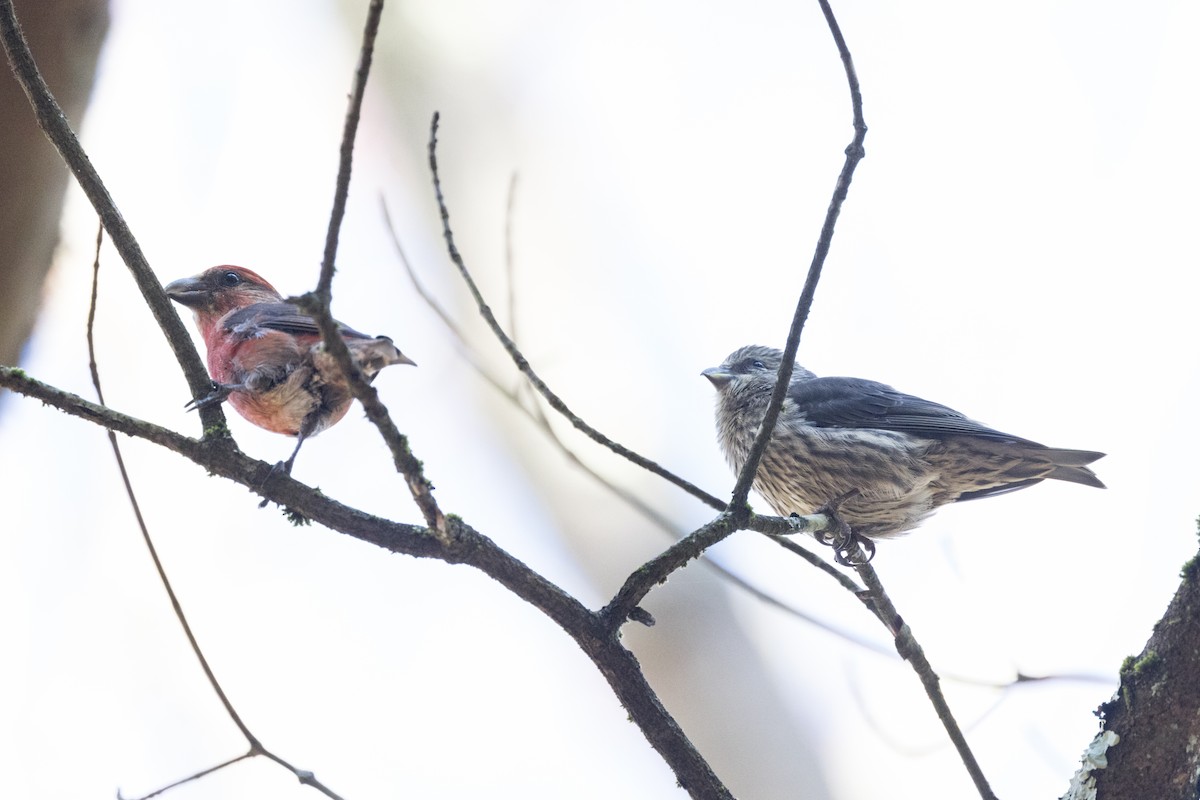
top-left (221, 271), bottom-right (241, 286)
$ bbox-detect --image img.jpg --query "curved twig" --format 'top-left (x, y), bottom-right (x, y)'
top-left (87, 232), bottom-right (343, 798)
top-left (729, 0), bottom-right (867, 511)
top-left (118, 752), bottom-right (256, 800)
top-left (312, 0), bottom-right (382, 302)
top-left (288, 0), bottom-right (445, 535)
top-left (426, 113), bottom-right (726, 513)
top-left (850, 547), bottom-right (998, 800)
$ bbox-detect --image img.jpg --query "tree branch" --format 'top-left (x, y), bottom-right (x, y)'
top-left (1086, 536), bottom-right (1200, 799)
top-left (0, 364), bottom-right (733, 798)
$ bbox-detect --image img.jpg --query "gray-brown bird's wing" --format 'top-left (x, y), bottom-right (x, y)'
top-left (788, 377), bottom-right (1036, 444)
top-left (788, 377), bottom-right (1106, 490)
top-left (222, 302), bottom-right (374, 340)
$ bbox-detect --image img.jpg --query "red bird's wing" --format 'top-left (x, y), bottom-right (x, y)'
top-left (221, 302), bottom-right (374, 341)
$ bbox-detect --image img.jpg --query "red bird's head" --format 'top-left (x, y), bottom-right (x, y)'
top-left (166, 266), bottom-right (284, 340)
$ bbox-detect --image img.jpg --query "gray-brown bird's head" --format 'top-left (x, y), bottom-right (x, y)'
top-left (702, 345), bottom-right (816, 398)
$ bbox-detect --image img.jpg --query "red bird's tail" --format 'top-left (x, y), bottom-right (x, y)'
top-left (314, 336), bottom-right (415, 383)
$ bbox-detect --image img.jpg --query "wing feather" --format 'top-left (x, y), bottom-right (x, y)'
top-left (222, 303), bottom-right (373, 340)
top-left (788, 377), bottom-right (1037, 444)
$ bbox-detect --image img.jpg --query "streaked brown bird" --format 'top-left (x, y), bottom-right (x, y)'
top-left (703, 345), bottom-right (1104, 540)
top-left (166, 265), bottom-right (414, 473)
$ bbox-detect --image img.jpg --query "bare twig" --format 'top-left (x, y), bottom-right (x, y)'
top-left (314, 0), bottom-right (381, 301)
top-left (602, 510), bottom-right (874, 630)
top-left (846, 541), bottom-right (998, 800)
top-left (288, 0), bottom-right (445, 535)
top-left (87, 228), bottom-right (344, 800)
top-left (729, 0), bottom-right (867, 512)
top-left (746, 514), bottom-right (865, 594)
top-left (789, 9), bottom-right (996, 793)
top-left (601, 513), bottom-right (741, 630)
top-left (426, 112), bottom-right (726, 512)
top-left (118, 752), bottom-right (255, 800)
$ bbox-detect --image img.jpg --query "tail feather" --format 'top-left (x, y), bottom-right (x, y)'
top-left (1039, 447), bottom-right (1105, 467)
top-left (350, 336), bottom-right (417, 377)
top-left (1034, 446), bottom-right (1106, 488)
top-left (1046, 463), bottom-right (1106, 489)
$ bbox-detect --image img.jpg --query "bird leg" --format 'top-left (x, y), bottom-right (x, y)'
top-left (278, 432), bottom-right (307, 476)
top-left (811, 489), bottom-right (875, 566)
top-left (257, 418), bottom-right (314, 508)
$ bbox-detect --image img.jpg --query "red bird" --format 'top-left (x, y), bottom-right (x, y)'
top-left (166, 265), bottom-right (415, 472)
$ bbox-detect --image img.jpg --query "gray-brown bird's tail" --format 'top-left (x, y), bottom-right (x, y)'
top-left (1040, 447), bottom-right (1106, 489)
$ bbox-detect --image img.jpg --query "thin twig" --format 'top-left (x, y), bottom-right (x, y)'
top-left (314, 0), bottom-right (380, 301)
top-left (119, 751), bottom-right (256, 800)
top-left (290, 0), bottom-right (445, 535)
top-left (848, 542), bottom-right (998, 800)
top-left (602, 513), bottom-right (740, 629)
top-left (800, 4), bottom-right (995, 795)
top-left (745, 514), bottom-right (865, 595)
top-left (426, 112), bottom-right (726, 512)
top-left (86, 230), bottom-right (342, 799)
top-left (729, 0), bottom-right (867, 511)
top-left (602, 510), bottom-right (866, 630)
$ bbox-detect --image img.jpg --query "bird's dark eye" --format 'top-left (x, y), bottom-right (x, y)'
top-left (752, 360), bottom-right (766, 370)
top-left (221, 271), bottom-right (241, 286)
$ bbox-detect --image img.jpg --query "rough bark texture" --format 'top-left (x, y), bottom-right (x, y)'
top-left (1085, 535), bottom-right (1200, 799)
top-left (0, 0), bottom-right (108, 366)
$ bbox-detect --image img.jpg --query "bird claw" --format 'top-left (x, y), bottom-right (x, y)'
top-left (185, 382), bottom-right (232, 412)
top-left (257, 458), bottom-right (295, 508)
top-left (833, 534), bottom-right (875, 566)
top-left (811, 490), bottom-right (875, 566)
